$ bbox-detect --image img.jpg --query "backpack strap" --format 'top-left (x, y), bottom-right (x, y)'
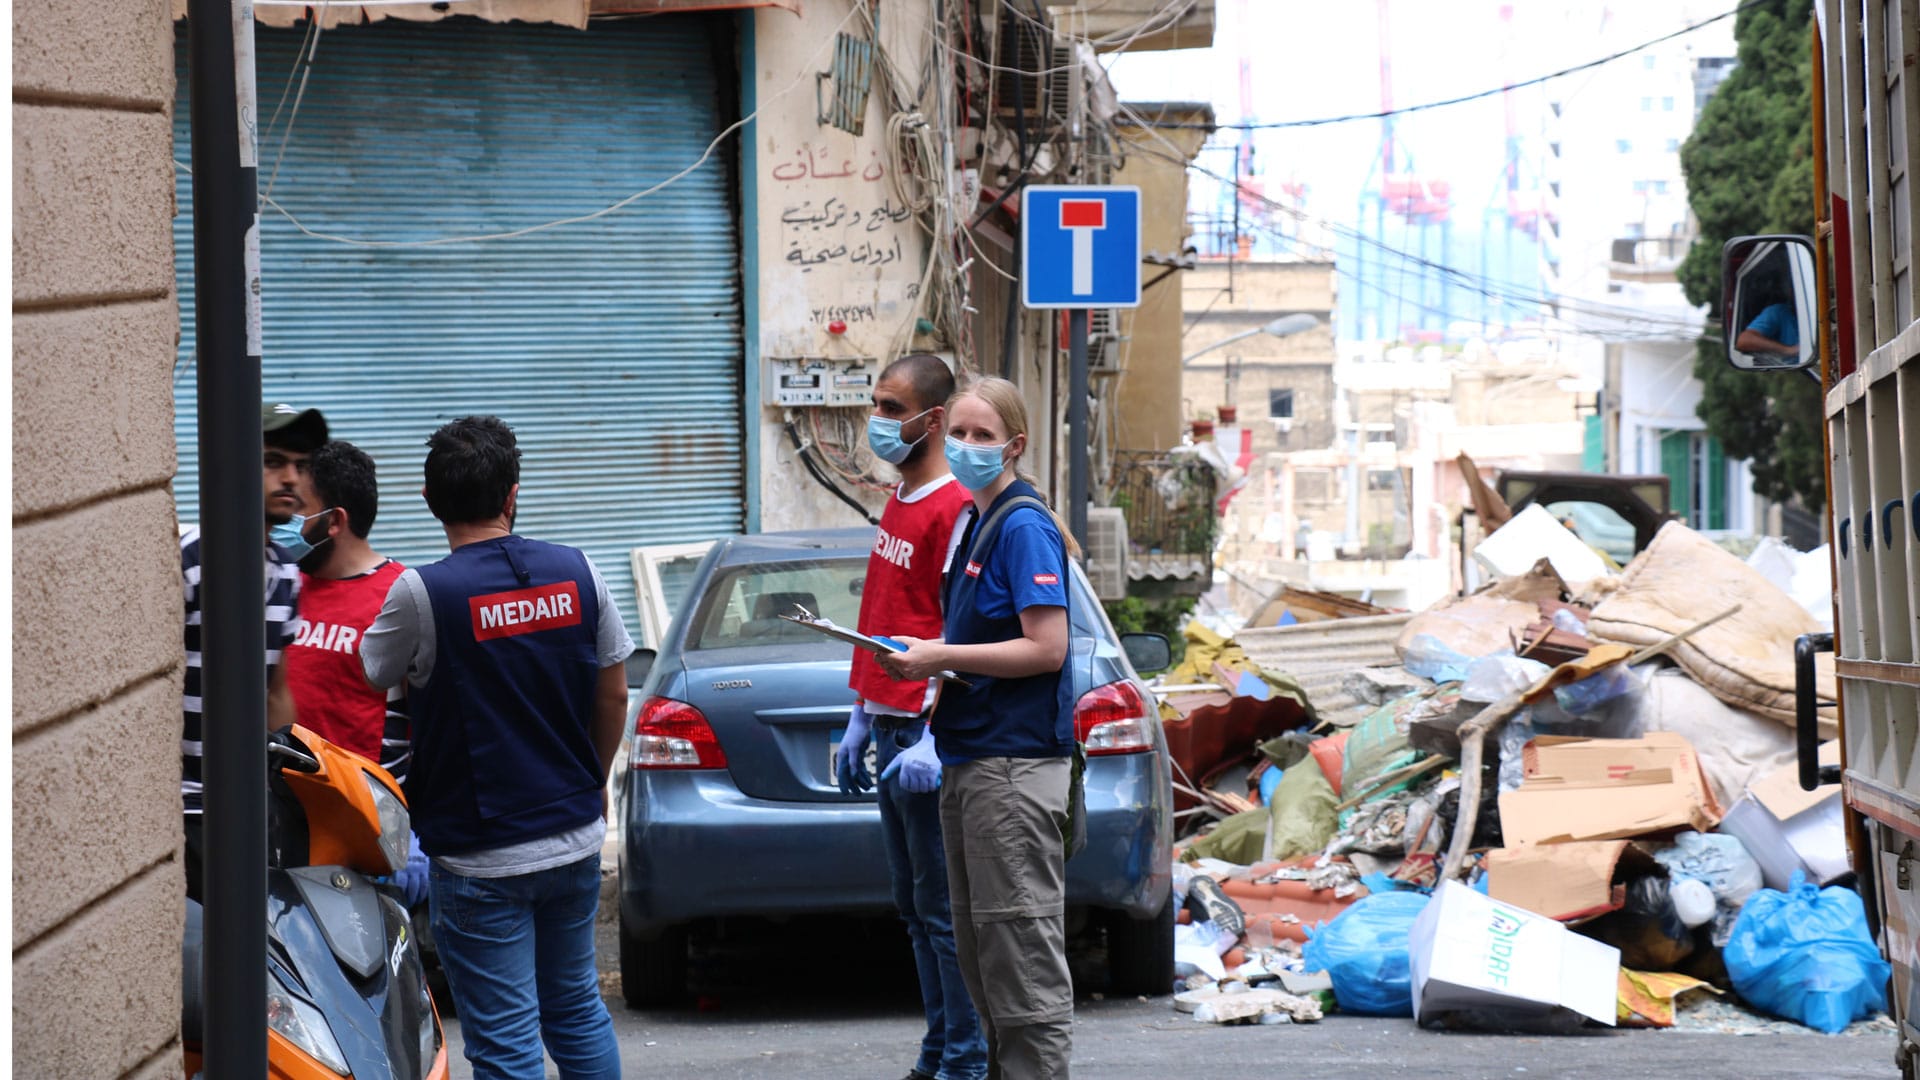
top-left (943, 495), bottom-right (1052, 618)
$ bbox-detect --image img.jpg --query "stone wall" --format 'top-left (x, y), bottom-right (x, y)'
top-left (12, 0), bottom-right (185, 1071)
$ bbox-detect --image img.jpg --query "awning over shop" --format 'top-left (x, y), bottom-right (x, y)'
top-left (173, 0), bottom-right (795, 31)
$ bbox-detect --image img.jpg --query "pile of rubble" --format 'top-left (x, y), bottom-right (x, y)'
top-left (1154, 517), bottom-right (1886, 1033)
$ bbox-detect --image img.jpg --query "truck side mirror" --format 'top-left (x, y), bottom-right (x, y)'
top-left (1721, 235), bottom-right (1818, 373)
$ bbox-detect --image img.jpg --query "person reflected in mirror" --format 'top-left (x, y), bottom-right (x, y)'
top-left (1736, 299), bottom-right (1802, 358)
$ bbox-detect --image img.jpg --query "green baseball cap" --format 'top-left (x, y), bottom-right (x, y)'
top-left (262, 402), bottom-right (328, 451)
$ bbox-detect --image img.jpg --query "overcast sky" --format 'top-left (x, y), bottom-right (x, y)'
top-left (1106, 1), bottom-right (1739, 251)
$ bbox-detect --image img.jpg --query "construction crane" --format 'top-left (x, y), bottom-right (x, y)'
top-left (1353, 0), bottom-right (1453, 343)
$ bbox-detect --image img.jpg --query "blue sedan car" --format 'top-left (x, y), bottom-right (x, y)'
top-left (615, 529), bottom-right (1175, 1006)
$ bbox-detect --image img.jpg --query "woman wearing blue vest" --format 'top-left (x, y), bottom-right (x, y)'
top-left (880, 376), bottom-right (1080, 1079)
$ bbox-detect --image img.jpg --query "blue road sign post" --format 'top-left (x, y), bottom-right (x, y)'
top-left (1019, 186), bottom-right (1143, 548)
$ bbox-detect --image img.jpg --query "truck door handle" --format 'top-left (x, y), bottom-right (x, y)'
top-left (1794, 632), bottom-right (1841, 791)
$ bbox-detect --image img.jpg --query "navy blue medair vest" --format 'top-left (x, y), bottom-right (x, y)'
top-left (408, 535), bottom-right (603, 857)
top-left (932, 480), bottom-right (1075, 763)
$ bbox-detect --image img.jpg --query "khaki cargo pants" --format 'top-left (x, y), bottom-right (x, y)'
top-left (939, 755), bottom-right (1073, 1080)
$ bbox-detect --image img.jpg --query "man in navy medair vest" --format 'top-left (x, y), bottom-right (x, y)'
top-left (363, 416), bottom-right (632, 1080)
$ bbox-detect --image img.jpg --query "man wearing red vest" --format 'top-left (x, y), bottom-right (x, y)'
top-left (836, 353), bottom-right (984, 1080)
top-left (286, 440), bottom-right (410, 777)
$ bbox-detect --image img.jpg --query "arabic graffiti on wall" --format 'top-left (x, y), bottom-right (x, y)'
top-left (780, 196), bottom-right (914, 272)
top-left (809, 304), bottom-right (877, 324)
top-left (770, 144), bottom-right (889, 183)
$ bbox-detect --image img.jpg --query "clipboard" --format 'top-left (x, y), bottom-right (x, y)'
top-left (778, 606), bottom-right (972, 688)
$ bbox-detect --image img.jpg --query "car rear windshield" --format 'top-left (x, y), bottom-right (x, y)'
top-left (690, 558), bottom-right (869, 651)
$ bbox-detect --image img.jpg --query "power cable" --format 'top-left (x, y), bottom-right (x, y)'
top-left (785, 418), bottom-right (881, 524)
top-left (1134, 0), bottom-right (1764, 130)
top-left (1120, 134), bottom-right (1716, 335)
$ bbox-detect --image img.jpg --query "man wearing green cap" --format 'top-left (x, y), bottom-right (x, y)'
top-left (180, 401), bottom-right (330, 900)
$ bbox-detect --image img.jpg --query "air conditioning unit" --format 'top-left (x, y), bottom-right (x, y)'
top-left (1084, 507), bottom-right (1129, 601)
top-left (995, 11), bottom-right (1085, 139)
top-left (1087, 309), bottom-right (1125, 371)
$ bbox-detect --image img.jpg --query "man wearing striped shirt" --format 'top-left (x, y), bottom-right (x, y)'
top-left (180, 402), bottom-right (327, 901)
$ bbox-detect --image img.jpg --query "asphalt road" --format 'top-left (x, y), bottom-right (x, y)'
top-left (441, 904), bottom-right (1902, 1080)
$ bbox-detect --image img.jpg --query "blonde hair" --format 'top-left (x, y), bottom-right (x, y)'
top-left (948, 377), bottom-right (1084, 559)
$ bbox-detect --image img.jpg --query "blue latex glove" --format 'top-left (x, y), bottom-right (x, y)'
top-left (835, 703), bottom-right (874, 796)
top-left (393, 832), bottom-right (430, 908)
top-left (879, 724), bottom-right (942, 793)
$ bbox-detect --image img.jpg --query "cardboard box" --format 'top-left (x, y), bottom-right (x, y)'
top-left (1485, 841), bottom-right (1660, 922)
top-left (1497, 733), bottom-right (1723, 845)
top-left (1716, 741), bottom-right (1847, 890)
top-left (1410, 881), bottom-right (1620, 1029)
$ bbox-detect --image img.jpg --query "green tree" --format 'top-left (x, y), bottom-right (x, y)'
top-left (1676, 0), bottom-right (1824, 508)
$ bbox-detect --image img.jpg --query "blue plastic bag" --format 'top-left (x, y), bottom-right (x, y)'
top-left (1724, 871), bottom-right (1890, 1033)
top-left (1401, 634), bottom-right (1472, 684)
top-left (1302, 890), bottom-right (1430, 1016)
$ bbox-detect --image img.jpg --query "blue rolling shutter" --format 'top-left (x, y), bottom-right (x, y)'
top-left (172, 16), bottom-right (744, 639)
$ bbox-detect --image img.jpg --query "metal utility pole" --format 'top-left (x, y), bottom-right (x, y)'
top-left (1067, 309), bottom-right (1090, 546)
top-left (188, 0), bottom-right (266, 1074)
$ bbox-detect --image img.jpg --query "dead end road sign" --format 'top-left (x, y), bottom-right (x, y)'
top-left (1020, 185), bottom-right (1142, 309)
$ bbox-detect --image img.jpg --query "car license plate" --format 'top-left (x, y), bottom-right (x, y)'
top-left (828, 727), bottom-right (880, 788)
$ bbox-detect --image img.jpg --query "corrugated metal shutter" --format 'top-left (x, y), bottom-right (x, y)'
top-left (172, 16), bottom-right (744, 640)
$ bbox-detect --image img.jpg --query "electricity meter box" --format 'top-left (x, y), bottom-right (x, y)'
top-left (765, 356), bottom-right (881, 407)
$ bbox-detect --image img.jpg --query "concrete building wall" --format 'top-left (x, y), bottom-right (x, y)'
top-left (750, 3), bottom-right (936, 531)
top-left (1111, 106), bottom-right (1209, 453)
top-left (1181, 261), bottom-right (1338, 455)
top-left (12, 0), bottom-right (186, 1072)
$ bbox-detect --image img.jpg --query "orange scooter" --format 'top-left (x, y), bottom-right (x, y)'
top-left (183, 725), bottom-right (449, 1079)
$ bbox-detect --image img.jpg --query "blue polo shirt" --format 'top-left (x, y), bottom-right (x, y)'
top-left (1747, 302), bottom-right (1799, 346)
top-left (933, 484), bottom-right (1075, 762)
top-left (964, 509), bottom-right (1069, 620)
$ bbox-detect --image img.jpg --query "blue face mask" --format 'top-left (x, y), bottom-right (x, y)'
top-left (945, 436), bottom-right (1011, 491)
top-left (270, 509), bottom-right (336, 560)
top-left (866, 407), bottom-right (934, 465)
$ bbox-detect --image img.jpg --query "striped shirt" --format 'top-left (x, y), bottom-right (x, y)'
top-left (180, 525), bottom-right (302, 815)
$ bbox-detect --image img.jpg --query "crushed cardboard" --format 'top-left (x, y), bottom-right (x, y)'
top-left (1396, 594), bottom-right (1545, 666)
top-left (1485, 840), bottom-right (1663, 923)
top-left (1498, 733), bottom-right (1722, 845)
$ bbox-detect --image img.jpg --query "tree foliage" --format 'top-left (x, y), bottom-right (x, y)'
top-left (1675, 0), bottom-right (1824, 508)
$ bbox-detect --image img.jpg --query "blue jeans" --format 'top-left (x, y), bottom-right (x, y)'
top-left (429, 854), bottom-right (619, 1080)
top-left (875, 721), bottom-right (988, 1080)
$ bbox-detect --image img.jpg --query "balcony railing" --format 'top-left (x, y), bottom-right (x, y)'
top-left (1108, 450), bottom-right (1218, 561)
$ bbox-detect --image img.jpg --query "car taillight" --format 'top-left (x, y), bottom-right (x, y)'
top-left (1074, 681), bottom-right (1156, 756)
top-left (632, 697), bottom-right (728, 769)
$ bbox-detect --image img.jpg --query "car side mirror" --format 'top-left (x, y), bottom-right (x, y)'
top-left (1721, 234), bottom-right (1818, 373)
top-left (1120, 632), bottom-right (1172, 675)
top-left (625, 648), bottom-right (657, 687)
